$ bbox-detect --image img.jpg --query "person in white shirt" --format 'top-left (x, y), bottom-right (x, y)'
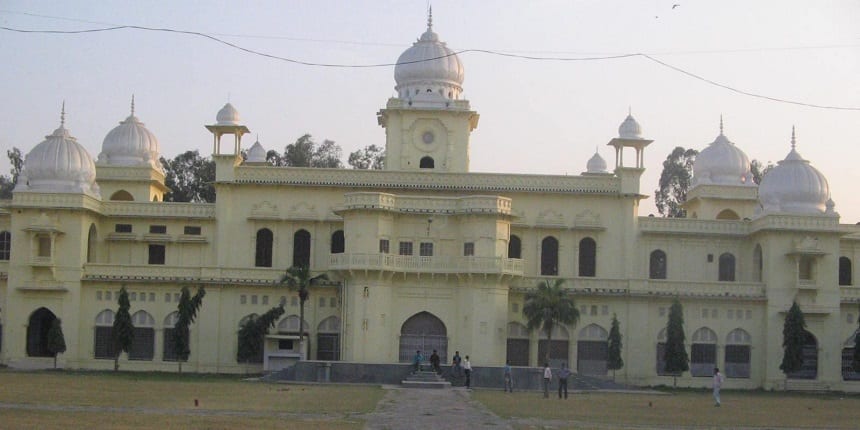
top-left (542, 363), bottom-right (552, 398)
top-left (713, 367), bottom-right (724, 406)
top-left (464, 356), bottom-right (472, 388)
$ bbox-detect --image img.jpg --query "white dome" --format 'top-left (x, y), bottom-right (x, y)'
top-left (246, 139), bottom-right (267, 164)
top-left (758, 129), bottom-right (830, 215)
top-left (618, 114), bottom-right (643, 139)
top-left (216, 103), bottom-right (241, 125)
top-left (692, 123), bottom-right (752, 186)
top-left (16, 112), bottom-right (100, 197)
top-left (97, 101), bottom-right (161, 170)
top-left (394, 13), bottom-right (464, 101)
top-left (586, 151), bottom-right (609, 174)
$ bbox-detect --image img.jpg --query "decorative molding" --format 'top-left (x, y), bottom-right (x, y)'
top-left (101, 201), bottom-right (215, 219)
top-left (249, 200), bottom-right (280, 219)
top-left (639, 217), bottom-right (748, 237)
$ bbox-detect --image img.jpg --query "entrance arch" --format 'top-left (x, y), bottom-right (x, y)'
top-left (399, 312), bottom-right (447, 363)
top-left (577, 324), bottom-right (608, 375)
top-left (788, 330), bottom-right (818, 379)
top-left (27, 307), bottom-right (57, 357)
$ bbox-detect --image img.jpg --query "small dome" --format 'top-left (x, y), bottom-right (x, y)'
top-left (586, 151), bottom-right (609, 174)
top-left (246, 139), bottom-right (267, 164)
top-left (17, 110), bottom-right (100, 197)
top-left (758, 128), bottom-right (830, 215)
top-left (394, 13), bottom-right (464, 101)
top-left (692, 120), bottom-right (752, 186)
top-left (618, 114), bottom-right (642, 139)
top-left (97, 99), bottom-right (161, 170)
top-left (216, 103), bottom-right (241, 125)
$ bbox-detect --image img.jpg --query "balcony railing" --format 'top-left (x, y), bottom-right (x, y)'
top-left (513, 277), bottom-right (766, 299)
top-left (329, 253), bottom-right (524, 276)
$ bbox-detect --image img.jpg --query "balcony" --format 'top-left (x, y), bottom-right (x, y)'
top-left (328, 253), bottom-right (524, 276)
top-left (83, 264), bottom-right (287, 286)
top-left (513, 277), bottom-right (765, 299)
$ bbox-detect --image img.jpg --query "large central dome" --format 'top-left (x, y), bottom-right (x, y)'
top-left (759, 128), bottom-right (831, 215)
top-left (394, 12), bottom-right (464, 101)
top-left (692, 120), bottom-right (753, 186)
top-left (98, 98), bottom-right (162, 170)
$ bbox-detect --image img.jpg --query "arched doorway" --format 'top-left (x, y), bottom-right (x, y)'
top-left (577, 324), bottom-right (608, 376)
top-left (538, 325), bottom-right (569, 368)
top-left (788, 330), bottom-right (818, 379)
top-left (399, 312), bottom-right (447, 363)
top-left (506, 322), bottom-right (529, 366)
top-left (27, 307), bottom-right (57, 357)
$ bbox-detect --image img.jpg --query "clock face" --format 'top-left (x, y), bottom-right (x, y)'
top-left (422, 131), bottom-right (435, 144)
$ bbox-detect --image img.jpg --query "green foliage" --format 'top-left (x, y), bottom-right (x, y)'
top-left (160, 150), bottom-right (216, 203)
top-left (522, 278), bottom-right (579, 364)
top-left (280, 266), bottom-right (328, 344)
top-left (47, 318), bottom-right (67, 369)
top-left (780, 301), bottom-right (807, 375)
top-left (237, 304), bottom-right (287, 364)
top-left (348, 144), bottom-right (385, 170)
top-left (750, 159), bottom-right (775, 185)
top-left (607, 313), bottom-right (624, 374)
top-left (112, 287), bottom-right (135, 371)
top-left (276, 134), bottom-right (343, 168)
top-left (663, 298), bottom-right (689, 375)
top-left (654, 147), bottom-right (697, 217)
top-left (173, 286), bottom-right (206, 370)
top-left (0, 147), bottom-right (23, 199)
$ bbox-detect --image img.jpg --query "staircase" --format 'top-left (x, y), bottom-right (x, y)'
top-left (401, 370), bottom-right (452, 389)
top-left (785, 379), bottom-right (830, 392)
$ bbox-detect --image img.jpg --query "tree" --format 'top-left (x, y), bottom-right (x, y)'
top-left (160, 150), bottom-right (216, 203)
top-left (0, 147), bottom-right (23, 199)
top-left (654, 147), bottom-right (697, 217)
top-left (522, 279), bottom-right (580, 365)
top-left (663, 297), bottom-right (689, 386)
top-left (112, 286), bottom-right (135, 371)
top-left (607, 313), bottom-right (624, 380)
top-left (750, 159), bottom-right (775, 185)
top-left (47, 318), bottom-right (67, 369)
top-left (173, 286), bottom-right (206, 373)
top-left (282, 134), bottom-right (344, 168)
top-left (237, 301), bottom-right (287, 367)
top-left (780, 301), bottom-right (807, 381)
top-left (348, 144), bottom-right (385, 170)
top-left (279, 266), bottom-right (329, 358)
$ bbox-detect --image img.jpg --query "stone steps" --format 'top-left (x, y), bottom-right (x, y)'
top-left (402, 370), bottom-right (451, 389)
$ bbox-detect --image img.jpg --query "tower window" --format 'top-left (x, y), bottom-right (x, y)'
top-left (419, 157), bottom-right (435, 169)
top-left (149, 225), bottom-right (167, 234)
top-left (148, 244), bottom-right (165, 265)
top-left (464, 242), bottom-right (475, 256)
top-left (115, 224), bottom-right (132, 233)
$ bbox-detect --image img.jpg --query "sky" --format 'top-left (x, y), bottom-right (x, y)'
top-left (0, 1), bottom-right (858, 221)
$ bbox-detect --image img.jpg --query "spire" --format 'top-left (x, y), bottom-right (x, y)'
top-left (791, 125), bottom-right (796, 150)
top-left (131, 94), bottom-right (135, 116)
top-left (427, 5), bottom-right (433, 30)
top-left (60, 101), bottom-right (66, 127)
top-left (719, 115), bottom-right (724, 136)
top-left (628, 106), bottom-right (632, 116)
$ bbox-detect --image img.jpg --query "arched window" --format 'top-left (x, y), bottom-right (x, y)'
top-left (656, 328), bottom-right (669, 375)
top-left (725, 328), bottom-right (751, 378)
top-left (691, 327), bottom-right (717, 376)
top-left (130, 311), bottom-right (155, 360)
top-left (840, 257), bottom-right (853, 286)
top-left (578, 237), bottom-right (596, 277)
top-left (237, 314), bottom-right (262, 363)
top-left (577, 324), bottom-right (608, 375)
top-left (86, 224), bottom-right (97, 263)
top-left (753, 244), bottom-right (763, 282)
top-left (399, 312), bottom-right (447, 363)
top-left (0, 231), bottom-right (10, 260)
top-left (716, 209), bottom-right (740, 220)
top-left (316, 316), bottom-right (341, 360)
top-left (538, 324), bottom-right (569, 367)
top-left (255, 228), bottom-right (273, 267)
top-left (649, 250), bottom-right (667, 279)
top-left (293, 229), bottom-right (311, 269)
top-left (163, 312), bottom-right (180, 361)
top-left (508, 235), bottom-right (522, 259)
top-left (94, 309), bottom-right (116, 359)
top-left (419, 157), bottom-right (434, 169)
top-left (541, 236), bottom-right (559, 276)
top-left (109, 190), bottom-right (134, 201)
top-left (718, 253), bottom-right (736, 282)
top-left (27, 307), bottom-right (57, 357)
top-left (787, 331), bottom-right (818, 380)
top-left (842, 330), bottom-right (860, 381)
top-left (279, 314), bottom-right (311, 358)
top-left (506, 322), bottom-right (529, 366)
top-left (330, 230), bottom-right (345, 254)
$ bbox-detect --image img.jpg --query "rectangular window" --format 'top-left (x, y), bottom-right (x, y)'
top-left (115, 224), bottom-right (132, 233)
top-left (601, 305), bottom-right (609, 316)
top-left (240, 295), bottom-right (247, 305)
top-left (319, 297), bottom-right (326, 308)
top-left (183, 226), bottom-right (201, 235)
top-left (330, 297), bottom-right (337, 308)
top-left (165, 293), bottom-right (171, 302)
top-left (174, 293), bottom-right (180, 302)
top-left (590, 305), bottom-right (598, 316)
top-left (37, 235), bottom-right (51, 257)
top-left (745, 310), bottom-right (752, 320)
top-left (105, 291), bottom-right (112, 301)
top-left (149, 225), bottom-right (167, 234)
top-left (129, 328), bottom-right (154, 361)
top-left (148, 244), bottom-right (165, 265)
top-left (251, 295), bottom-right (258, 305)
top-left (727, 309), bottom-right (734, 319)
top-left (464, 242), bottom-right (475, 256)
top-left (162, 328), bottom-right (178, 361)
top-left (149, 293), bottom-right (155, 302)
top-left (379, 239), bottom-right (390, 254)
top-left (419, 242), bottom-right (433, 257)
top-left (262, 296), bottom-right (269, 305)
top-left (711, 309), bottom-right (718, 319)
top-left (278, 339), bottom-right (294, 350)
top-left (399, 241), bottom-right (413, 256)
top-left (130, 292), bottom-right (137, 301)
top-left (94, 327), bottom-right (115, 359)
top-left (702, 309), bottom-right (709, 319)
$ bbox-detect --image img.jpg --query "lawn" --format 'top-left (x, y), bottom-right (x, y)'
top-left (473, 389), bottom-right (860, 429)
top-left (0, 370), bottom-right (384, 429)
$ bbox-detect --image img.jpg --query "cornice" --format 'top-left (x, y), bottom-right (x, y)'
top-left (101, 201), bottom-right (215, 219)
top-left (639, 217), bottom-right (749, 237)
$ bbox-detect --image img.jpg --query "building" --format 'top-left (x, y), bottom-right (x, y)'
top-left (1, 16), bottom-right (859, 391)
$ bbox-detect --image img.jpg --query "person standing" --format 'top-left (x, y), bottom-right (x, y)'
top-left (464, 355), bottom-right (472, 389)
top-left (713, 367), bottom-right (724, 406)
top-left (430, 350), bottom-right (441, 374)
top-left (558, 363), bottom-right (571, 399)
top-left (542, 363), bottom-right (552, 398)
top-left (452, 351), bottom-right (462, 376)
top-left (412, 350), bottom-right (424, 373)
top-left (503, 362), bottom-right (513, 393)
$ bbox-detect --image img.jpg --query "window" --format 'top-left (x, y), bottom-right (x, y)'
top-left (240, 295), bottom-right (247, 305)
top-left (725, 328), bottom-right (751, 378)
top-left (262, 296), bottom-right (269, 305)
top-left (163, 312), bottom-right (180, 361)
top-left (129, 311), bottom-right (155, 360)
top-left (255, 228), bottom-right (273, 267)
top-left (184, 226), bottom-right (201, 235)
top-left (94, 310), bottom-right (115, 359)
top-left (419, 242), bottom-right (433, 257)
top-left (148, 244), bottom-right (165, 265)
top-left (0, 231), bottom-right (10, 260)
top-left (149, 225), bottom-right (167, 234)
top-left (419, 156), bottom-right (434, 169)
top-left (649, 250), bottom-right (667, 279)
top-left (508, 235), bottom-right (522, 259)
top-left (37, 235), bottom-right (51, 258)
top-left (293, 230), bottom-right (311, 268)
top-left (115, 224), bottom-right (132, 233)
top-left (463, 242), bottom-right (475, 256)
top-left (691, 328), bottom-right (717, 377)
top-left (319, 297), bottom-right (326, 308)
top-left (330, 297), bottom-right (337, 308)
top-left (840, 257), bottom-right (853, 286)
top-left (541, 236), bottom-right (559, 276)
top-left (399, 241), bottom-right (413, 256)
top-left (753, 244), bottom-right (763, 282)
top-left (379, 239), bottom-right (390, 254)
top-left (578, 237), bottom-right (596, 277)
top-left (251, 295), bottom-right (258, 305)
top-left (330, 230), bottom-right (345, 254)
top-left (718, 253), bottom-right (736, 282)
top-left (86, 224), bottom-right (97, 263)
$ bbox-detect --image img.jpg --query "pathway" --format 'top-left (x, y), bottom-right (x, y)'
top-left (363, 386), bottom-right (512, 430)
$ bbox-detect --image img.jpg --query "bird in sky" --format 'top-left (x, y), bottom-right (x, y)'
top-left (672, 4), bottom-right (681, 9)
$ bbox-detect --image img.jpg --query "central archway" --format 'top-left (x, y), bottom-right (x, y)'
top-left (399, 312), bottom-right (447, 363)
top-left (27, 307), bottom-right (57, 357)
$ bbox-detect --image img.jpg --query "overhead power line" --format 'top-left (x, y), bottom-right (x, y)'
top-left (1, 23), bottom-right (858, 111)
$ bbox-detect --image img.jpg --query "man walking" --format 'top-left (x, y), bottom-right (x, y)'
top-left (558, 363), bottom-right (571, 399)
top-left (542, 363), bottom-right (552, 398)
top-left (713, 367), bottom-right (724, 406)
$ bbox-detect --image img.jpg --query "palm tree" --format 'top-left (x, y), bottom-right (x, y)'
top-left (522, 278), bottom-right (579, 365)
top-left (279, 265), bottom-right (328, 359)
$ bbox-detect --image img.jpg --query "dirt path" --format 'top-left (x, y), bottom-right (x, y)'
top-left (363, 386), bottom-right (512, 430)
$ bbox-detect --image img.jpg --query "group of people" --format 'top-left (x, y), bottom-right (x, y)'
top-left (541, 362), bottom-right (572, 399)
top-left (412, 349), bottom-right (472, 388)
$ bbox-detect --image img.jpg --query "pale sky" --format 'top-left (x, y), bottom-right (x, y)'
top-left (1, 1), bottom-right (858, 221)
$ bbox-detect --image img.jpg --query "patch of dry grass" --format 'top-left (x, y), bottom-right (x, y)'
top-left (473, 389), bottom-right (860, 429)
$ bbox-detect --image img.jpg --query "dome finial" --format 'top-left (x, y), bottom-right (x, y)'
top-left (60, 101), bottom-right (66, 127)
top-left (719, 115), bottom-right (724, 136)
top-left (427, 5), bottom-right (433, 30)
top-left (131, 94), bottom-right (135, 116)
top-left (791, 125), bottom-right (796, 150)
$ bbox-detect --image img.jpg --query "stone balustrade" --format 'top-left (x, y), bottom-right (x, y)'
top-left (328, 253), bottom-right (523, 275)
